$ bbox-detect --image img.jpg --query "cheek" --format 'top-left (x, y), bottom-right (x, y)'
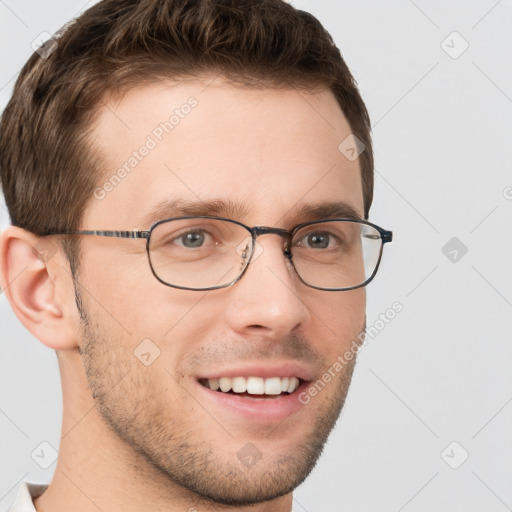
top-left (306, 288), bottom-right (366, 353)
top-left (103, 280), bottom-right (225, 363)
top-left (82, 245), bottom-right (209, 331)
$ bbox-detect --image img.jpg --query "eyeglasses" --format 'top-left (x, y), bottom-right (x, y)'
top-left (49, 216), bottom-right (392, 291)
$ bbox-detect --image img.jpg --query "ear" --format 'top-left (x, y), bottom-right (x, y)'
top-left (0, 226), bottom-right (80, 350)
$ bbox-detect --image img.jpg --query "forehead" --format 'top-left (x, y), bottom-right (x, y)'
top-left (83, 78), bottom-right (364, 228)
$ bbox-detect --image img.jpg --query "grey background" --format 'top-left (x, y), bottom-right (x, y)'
top-left (1, 1), bottom-right (511, 511)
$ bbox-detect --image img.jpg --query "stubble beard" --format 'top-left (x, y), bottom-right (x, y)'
top-left (74, 285), bottom-right (358, 507)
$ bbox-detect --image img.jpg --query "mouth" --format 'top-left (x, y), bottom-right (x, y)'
top-left (194, 365), bottom-right (312, 423)
top-left (198, 376), bottom-right (302, 399)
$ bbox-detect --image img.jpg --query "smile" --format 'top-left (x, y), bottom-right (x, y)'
top-left (194, 362), bottom-right (313, 422)
top-left (199, 376), bottom-right (301, 397)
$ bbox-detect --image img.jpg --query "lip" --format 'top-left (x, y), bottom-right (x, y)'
top-left (195, 361), bottom-right (314, 382)
top-left (194, 377), bottom-right (310, 423)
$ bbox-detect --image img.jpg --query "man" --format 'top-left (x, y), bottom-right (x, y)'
top-left (0, 0), bottom-right (392, 511)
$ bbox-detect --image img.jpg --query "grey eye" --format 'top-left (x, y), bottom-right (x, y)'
top-left (179, 232), bottom-right (206, 247)
top-left (299, 231), bottom-right (332, 249)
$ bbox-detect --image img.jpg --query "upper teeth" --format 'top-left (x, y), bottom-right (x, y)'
top-left (205, 376), bottom-right (300, 395)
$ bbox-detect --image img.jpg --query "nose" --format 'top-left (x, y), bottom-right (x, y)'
top-left (223, 235), bottom-right (311, 338)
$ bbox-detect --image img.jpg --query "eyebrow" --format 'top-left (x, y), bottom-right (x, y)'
top-left (141, 198), bottom-right (250, 228)
top-left (140, 198), bottom-right (363, 228)
top-left (287, 201), bottom-right (363, 224)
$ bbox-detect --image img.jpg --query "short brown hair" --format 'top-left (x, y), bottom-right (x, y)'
top-left (0, 0), bottom-right (373, 241)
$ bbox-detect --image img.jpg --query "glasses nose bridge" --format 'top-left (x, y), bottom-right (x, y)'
top-left (249, 225), bottom-right (294, 259)
top-left (251, 225), bottom-right (293, 244)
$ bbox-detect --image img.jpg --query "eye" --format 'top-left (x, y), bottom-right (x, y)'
top-left (173, 230), bottom-right (213, 248)
top-left (296, 231), bottom-right (337, 249)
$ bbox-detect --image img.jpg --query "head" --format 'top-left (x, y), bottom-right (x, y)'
top-left (0, 0), bottom-right (379, 507)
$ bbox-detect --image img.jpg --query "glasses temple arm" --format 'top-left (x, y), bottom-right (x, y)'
top-left (47, 230), bottom-right (150, 239)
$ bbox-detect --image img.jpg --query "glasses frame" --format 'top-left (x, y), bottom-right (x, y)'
top-left (49, 216), bottom-right (393, 292)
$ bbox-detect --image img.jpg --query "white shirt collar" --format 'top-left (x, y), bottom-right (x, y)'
top-left (6, 482), bottom-right (48, 512)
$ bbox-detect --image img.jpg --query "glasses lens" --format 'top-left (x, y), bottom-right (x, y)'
top-left (148, 218), bottom-right (253, 289)
top-left (292, 220), bottom-right (383, 290)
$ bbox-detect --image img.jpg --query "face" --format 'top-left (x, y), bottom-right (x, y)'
top-left (74, 78), bottom-right (366, 506)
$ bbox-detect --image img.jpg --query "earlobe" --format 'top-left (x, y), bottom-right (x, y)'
top-left (0, 226), bottom-right (79, 351)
